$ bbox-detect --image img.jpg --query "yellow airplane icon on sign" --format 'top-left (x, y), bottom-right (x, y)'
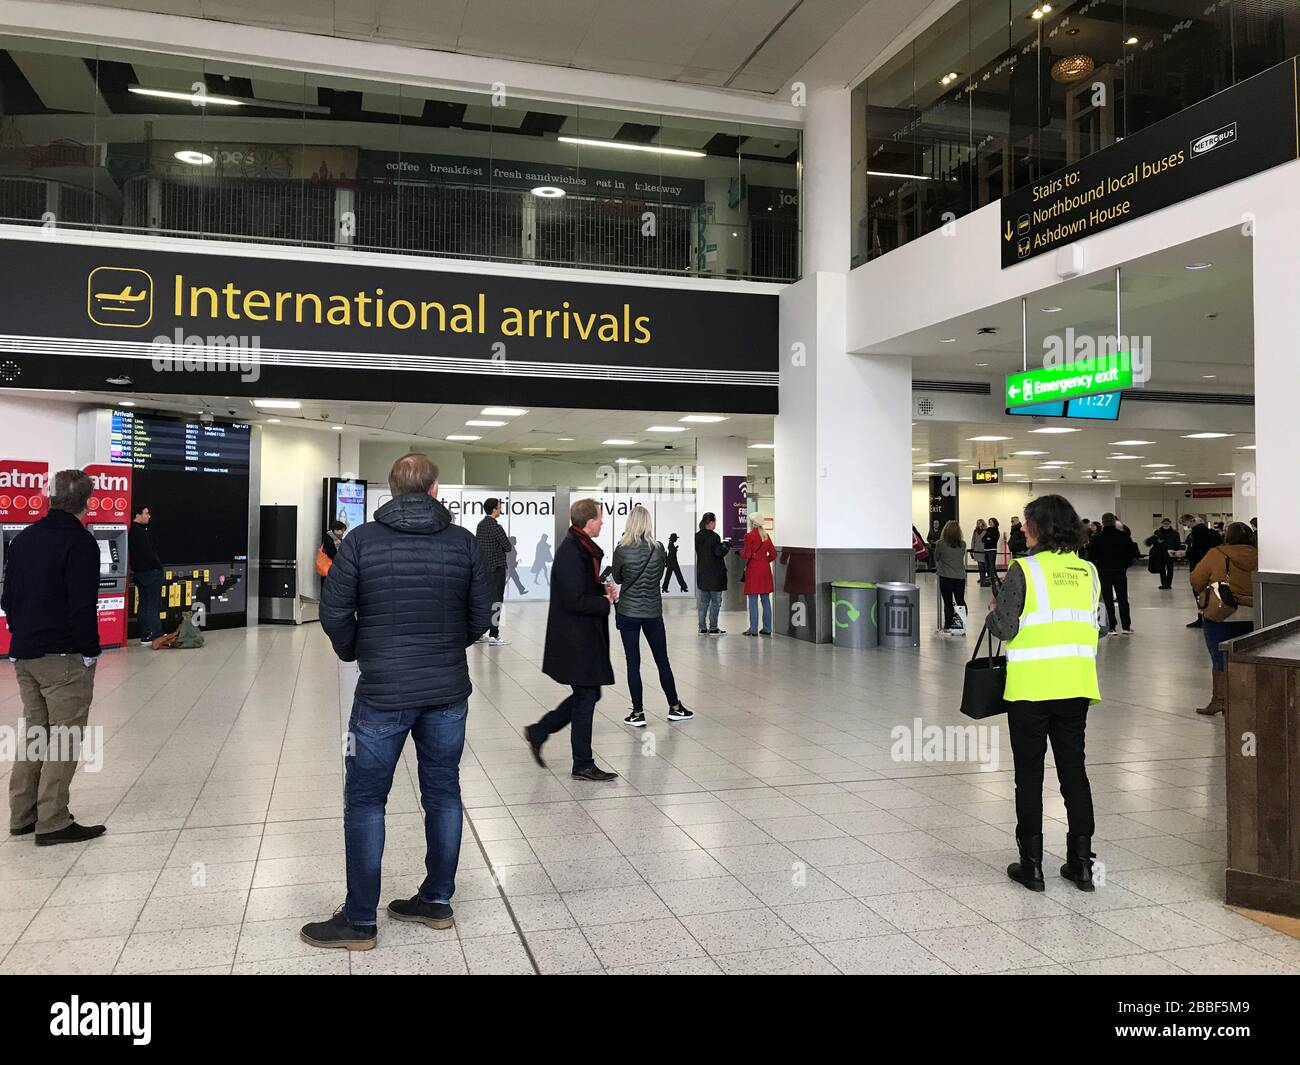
top-left (87, 267), bottom-right (153, 327)
top-left (93, 286), bottom-right (148, 308)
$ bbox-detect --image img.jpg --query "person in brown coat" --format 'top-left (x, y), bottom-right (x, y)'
top-left (1189, 521), bottom-right (1258, 716)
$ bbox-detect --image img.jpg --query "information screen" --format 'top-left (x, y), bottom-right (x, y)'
top-left (111, 410), bottom-right (251, 473)
top-left (1005, 393), bottom-right (1122, 421)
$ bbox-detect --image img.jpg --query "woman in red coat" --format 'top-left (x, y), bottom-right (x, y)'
top-left (741, 513), bottom-right (778, 636)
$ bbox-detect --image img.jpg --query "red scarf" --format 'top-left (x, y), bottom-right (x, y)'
top-left (571, 525), bottom-right (602, 581)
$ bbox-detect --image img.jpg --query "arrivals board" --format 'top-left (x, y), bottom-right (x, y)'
top-left (1001, 58), bottom-right (1298, 267)
top-left (111, 410), bottom-right (251, 474)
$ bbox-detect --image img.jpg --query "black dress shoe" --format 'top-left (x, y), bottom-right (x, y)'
top-left (300, 909), bottom-right (377, 950)
top-left (572, 765), bottom-right (619, 782)
top-left (35, 822), bottom-right (106, 847)
top-left (522, 724), bottom-right (546, 768)
top-left (387, 895), bottom-right (454, 930)
top-left (9, 823), bottom-right (35, 836)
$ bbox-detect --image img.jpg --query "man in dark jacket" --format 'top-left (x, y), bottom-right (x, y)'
top-left (1008, 517), bottom-right (1028, 558)
top-left (1089, 513), bottom-right (1136, 634)
top-left (302, 454), bottom-right (493, 951)
top-left (522, 498), bottom-right (619, 782)
top-left (694, 513), bottom-right (729, 635)
top-left (475, 498), bottom-right (513, 646)
top-left (128, 504), bottom-right (164, 644)
top-left (3, 469), bottom-right (106, 846)
top-left (1148, 518), bottom-right (1182, 589)
top-left (1181, 514), bottom-right (1223, 628)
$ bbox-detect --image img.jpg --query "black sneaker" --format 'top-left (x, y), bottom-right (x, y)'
top-left (572, 765), bottom-right (619, 782)
top-left (35, 821), bottom-right (105, 847)
top-left (759, 630), bottom-right (772, 636)
top-left (698, 627), bottom-right (708, 635)
top-left (707, 628), bottom-right (726, 636)
top-left (387, 895), bottom-right (454, 930)
top-left (624, 709), bottom-right (646, 728)
top-left (522, 724), bottom-right (546, 768)
top-left (666, 705), bottom-right (694, 723)
top-left (300, 908), bottom-right (377, 950)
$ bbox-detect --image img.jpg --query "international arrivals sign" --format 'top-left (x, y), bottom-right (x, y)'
top-left (1001, 57), bottom-right (1298, 266)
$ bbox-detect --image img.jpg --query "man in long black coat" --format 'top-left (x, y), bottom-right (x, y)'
top-left (523, 498), bottom-right (619, 782)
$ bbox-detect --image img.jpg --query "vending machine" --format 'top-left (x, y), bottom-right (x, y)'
top-left (82, 463), bottom-right (132, 649)
top-left (0, 459), bottom-right (50, 656)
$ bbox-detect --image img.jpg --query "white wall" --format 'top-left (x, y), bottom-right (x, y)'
top-left (0, 393), bottom-right (82, 472)
top-left (260, 424), bottom-right (348, 599)
top-left (911, 479), bottom-right (1118, 545)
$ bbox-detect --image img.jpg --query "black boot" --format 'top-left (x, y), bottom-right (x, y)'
top-left (1006, 833), bottom-right (1045, 892)
top-left (1060, 834), bottom-right (1096, 891)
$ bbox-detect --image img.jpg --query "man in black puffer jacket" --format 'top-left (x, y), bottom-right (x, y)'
top-left (302, 453), bottom-right (493, 953)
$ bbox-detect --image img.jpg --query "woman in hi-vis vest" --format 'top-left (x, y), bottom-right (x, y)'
top-left (986, 494), bottom-right (1102, 894)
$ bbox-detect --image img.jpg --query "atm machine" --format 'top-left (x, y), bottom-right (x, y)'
top-left (0, 459), bottom-right (50, 656)
top-left (81, 463), bottom-right (132, 649)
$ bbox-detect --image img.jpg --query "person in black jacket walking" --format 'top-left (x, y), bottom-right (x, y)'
top-left (1145, 518), bottom-right (1182, 590)
top-left (1089, 513), bottom-right (1136, 634)
top-left (522, 498), bottom-right (620, 782)
top-left (475, 499), bottom-right (513, 645)
top-left (661, 531), bottom-right (688, 593)
top-left (694, 513), bottom-right (729, 635)
top-left (1181, 514), bottom-right (1222, 628)
top-left (3, 469), bottom-right (106, 846)
top-left (303, 454), bottom-right (493, 951)
top-left (128, 504), bottom-right (164, 644)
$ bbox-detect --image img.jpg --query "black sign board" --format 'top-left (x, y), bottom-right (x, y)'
top-left (0, 235), bottom-right (777, 413)
top-left (1001, 58), bottom-right (1298, 267)
top-left (972, 468), bottom-right (1001, 485)
top-left (928, 473), bottom-right (958, 534)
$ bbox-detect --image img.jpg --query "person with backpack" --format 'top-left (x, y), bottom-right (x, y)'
top-left (1189, 522), bottom-right (1258, 716)
top-left (611, 506), bottom-right (694, 727)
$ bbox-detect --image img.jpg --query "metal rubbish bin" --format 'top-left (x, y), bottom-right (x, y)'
top-left (876, 582), bottom-right (921, 649)
top-left (831, 581), bottom-right (877, 648)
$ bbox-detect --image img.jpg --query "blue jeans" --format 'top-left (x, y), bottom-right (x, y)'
top-left (134, 568), bottom-right (164, 640)
top-left (343, 696), bottom-right (468, 929)
top-left (696, 590), bottom-right (722, 630)
top-left (747, 593), bottom-right (772, 633)
top-left (1204, 618), bottom-right (1253, 672)
top-left (616, 614), bottom-right (679, 711)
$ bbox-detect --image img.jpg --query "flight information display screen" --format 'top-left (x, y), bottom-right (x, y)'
top-left (111, 411), bottom-right (251, 473)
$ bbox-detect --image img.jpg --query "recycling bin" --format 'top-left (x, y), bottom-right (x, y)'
top-left (831, 581), bottom-right (877, 648)
top-left (876, 581), bottom-right (921, 649)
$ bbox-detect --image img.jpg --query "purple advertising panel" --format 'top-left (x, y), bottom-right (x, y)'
top-left (722, 475), bottom-right (748, 542)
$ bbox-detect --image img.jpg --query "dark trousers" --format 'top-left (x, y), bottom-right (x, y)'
top-left (616, 614), bottom-right (679, 711)
top-left (1204, 618), bottom-right (1253, 672)
top-left (343, 696), bottom-right (468, 928)
top-left (1008, 696), bottom-right (1094, 840)
top-left (1099, 569), bottom-right (1131, 630)
top-left (662, 558), bottom-right (687, 592)
top-left (938, 575), bottom-right (966, 629)
top-left (534, 685), bottom-right (600, 771)
top-left (488, 567), bottom-right (507, 638)
top-left (134, 568), bottom-right (165, 640)
top-left (1159, 561), bottom-right (1175, 588)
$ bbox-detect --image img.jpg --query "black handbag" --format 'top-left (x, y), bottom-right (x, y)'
top-left (960, 622), bottom-right (1008, 719)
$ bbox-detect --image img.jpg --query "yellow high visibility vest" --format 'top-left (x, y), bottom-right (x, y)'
top-left (1003, 551), bottom-right (1102, 704)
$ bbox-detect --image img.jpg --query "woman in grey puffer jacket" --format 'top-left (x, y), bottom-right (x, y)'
top-left (611, 506), bottom-right (694, 727)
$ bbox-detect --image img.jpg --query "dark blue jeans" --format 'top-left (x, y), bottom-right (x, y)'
top-left (1204, 618), bottom-right (1253, 672)
top-left (343, 696), bottom-right (468, 929)
top-left (616, 614), bottom-right (679, 711)
top-left (134, 568), bottom-right (164, 640)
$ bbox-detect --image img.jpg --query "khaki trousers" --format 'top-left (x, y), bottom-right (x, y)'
top-left (8, 654), bottom-right (96, 834)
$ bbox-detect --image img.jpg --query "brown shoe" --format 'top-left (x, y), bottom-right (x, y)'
top-left (1195, 670), bottom-right (1225, 716)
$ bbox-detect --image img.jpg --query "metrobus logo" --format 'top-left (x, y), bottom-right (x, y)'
top-left (90, 472), bottom-right (129, 492)
top-left (0, 469), bottom-right (46, 489)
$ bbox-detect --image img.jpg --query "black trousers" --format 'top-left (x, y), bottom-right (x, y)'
top-left (534, 685), bottom-right (600, 771)
top-left (1007, 696), bottom-right (1094, 839)
top-left (938, 576), bottom-right (966, 629)
top-left (1159, 561), bottom-right (1175, 588)
top-left (488, 568), bottom-right (507, 638)
top-left (662, 557), bottom-right (688, 592)
top-left (1098, 568), bottom-right (1131, 630)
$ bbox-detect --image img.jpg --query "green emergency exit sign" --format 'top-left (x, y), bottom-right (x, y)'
top-left (1005, 357), bottom-right (1134, 405)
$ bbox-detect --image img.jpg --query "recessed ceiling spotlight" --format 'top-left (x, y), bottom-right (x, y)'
top-left (1182, 432), bottom-right (1235, 439)
top-left (1202, 374), bottom-right (1217, 379)
top-left (1041, 306), bottom-right (1063, 313)
top-left (1184, 261), bottom-right (1214, 270)
top-left (465, 420), bottom-right (505, 427)
top-left (1111, 440), bottom-right (1153, 446)
top-left (117, 400), bottom-right (135, 407)
top-left (1029, 427), bottom-right (1080, 434)
top-left (967, 435), bottom-right (1010, 441)
top-left (266, 418), bottom-right (280, 423)
top-left (558, 437), bottom-right (575, 442)
top-left (646, 426), bottom-right (687, 433)
top-left (680, 414), bottom-right (727, 423)
top-left (975, 362), bottom-right (990, 368)
top-left (1142, 463), bottom-right (1175, 468)
top-left (603, 438), bottom-right (636, 446)
top-left (332, 425), bottom-right (343, 431)
top-left (531, 186), bottom-right (565, 198)
top-left (938, 337), bottom-right (957, 344)
top-left (481, 407), bottom-right (527, 416)
top-left (1012, 450), bottom-right (1048, 456)
top-left (446, 434), bottom-right (481, 441)
top-left (1108, 455), bottom-right (1142, 460)
top-left (1125, 36), bottom-right (1139, 45)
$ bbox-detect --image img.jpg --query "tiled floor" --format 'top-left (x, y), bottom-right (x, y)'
top-left (2, 575), bottom-right (1297, 975)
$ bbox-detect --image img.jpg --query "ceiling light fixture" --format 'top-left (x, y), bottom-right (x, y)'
top-left (938, 337), bottom-right (957, 344)
top-left (446, 434), bottom-right (480, 441)
top-left (603, 439), bottom-right (636, 446)
top-left (967, 435), bottom-right (1010, 441)
top-left (331, 425), bottom-right (343, 431)
top-left (465, 420), bottom-right (505, 427)
top-left (1111, 440), bottom-right (1153, 446)
top-left (867, 170), bottom-right (935, 181)
top-left (1182, 432), bottom-right (1235, 439)
top-left (531, 186), bottom-right (565, 198)
top-left (1202, 374), bottom-right (1217, 379)
top-left (557, 135), bottom-right (705, 158)
top-left (1041, 306), bottom-right (1063, 313)
top-left (1125, 36), bottom-right (1139, 45)
top-left (1012, 450), bottom-right (1048, 456)
top-left (1050, 54), bottom-right (1095, 83)
top-left (679, 415), bottom-right (727, 423)
top-left (481, 407), bottom-right (527, 417)
top-left (646, 426), bottom-right (687, 433)
top-left (128, 85), bottom-right (243, 106)
top-left (1142, 463), bottom-right (1175, 468)
top-left (1029, 427), bottom-right (1080, 434)
top-left (117, 400), bottom-right (135, 407)
top-left (749, 443), bottom-right (775, 450)
top-left (252, 399), bottom-right (301, 409)
top-left (1184, 261), bottom-right (1214, 271)
top-left (173, 150), bottom-right (214, 166)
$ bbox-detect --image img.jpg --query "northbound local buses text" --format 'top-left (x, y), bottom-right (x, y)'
top-left (170, 276), bottom-right (652, 344)
top-left (1025, 150), bottom-right (1185, 246)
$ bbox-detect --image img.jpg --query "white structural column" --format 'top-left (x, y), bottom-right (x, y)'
top-left (773, 89), bottom-right (914, 641)
top-left (696, 436), bottom-right (749, 532)
top-left (1233, 447), bottom-right (1257, 530)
